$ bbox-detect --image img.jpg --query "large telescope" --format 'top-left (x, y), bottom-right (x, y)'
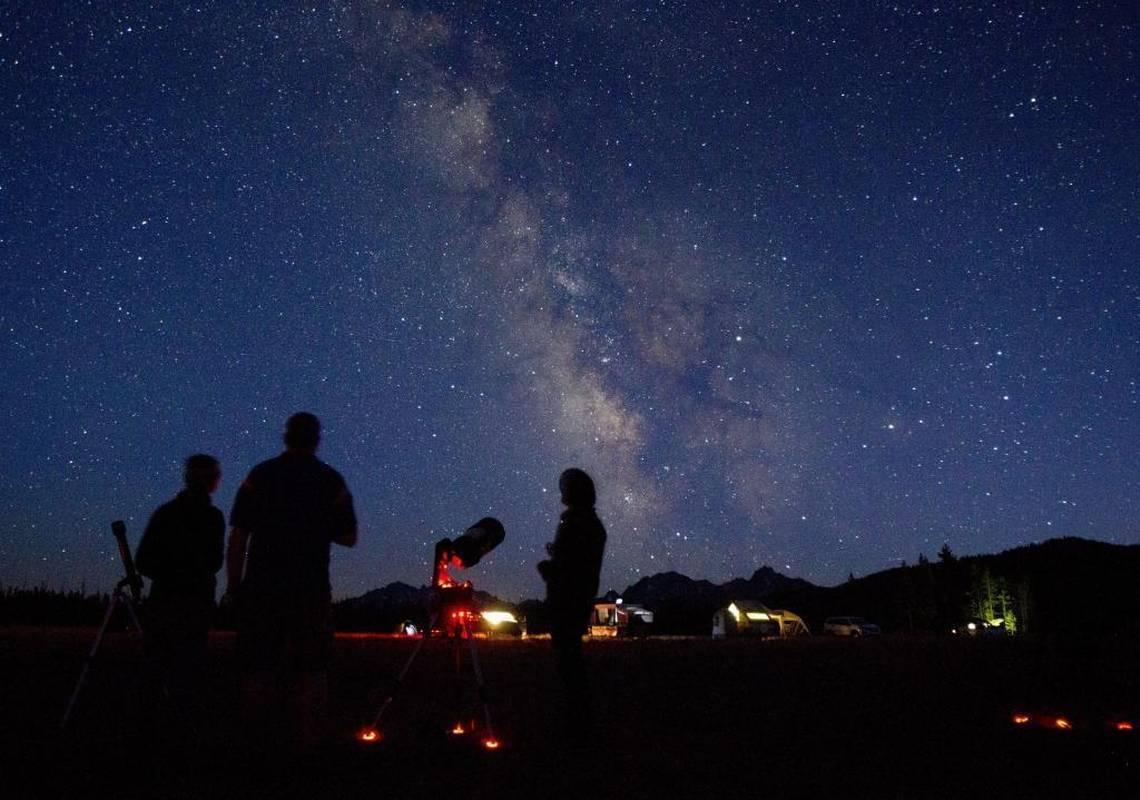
top-left (356, 516), bottom-right (507, 749)
top-left (436, 517), bottom-right (506, 575)
top-left (431, 517), bottom-right (505, 638)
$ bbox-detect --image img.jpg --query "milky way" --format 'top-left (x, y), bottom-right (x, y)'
top-left (2, 2), bottom-right (1137, 600)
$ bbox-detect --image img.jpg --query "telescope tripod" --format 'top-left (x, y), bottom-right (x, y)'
top-left (61, 574), bottom-right (145, 728)
top-left (61, 520), bottom-right (145, 729)
top-left (360, 522), bottom-right (506, 748)
top-left (358, 610), bottom-right (500, 750)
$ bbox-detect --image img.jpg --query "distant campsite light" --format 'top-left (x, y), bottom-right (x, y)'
top-left (482, 738), bottom-right (501, 750)
top-left (728, 603), bottom-right (741, 622)
top-left (1054, 717), bottom-right (1072, 730)
top-left (1012, 714), bottom-right (1031, 725)
top-left (358, 727), bottom-right (381, 743)
top-left (451, 723), bottom-right (466, 735)
top-left (966, 622), bottom-right (977, 631)
top-left (1115, 721), bottom-right (1134, 732)
top-left (481, 610), bottom-right (518, 626)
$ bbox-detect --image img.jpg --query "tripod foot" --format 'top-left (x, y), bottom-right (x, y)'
top-left (356, 727), bottom-right (382, 744)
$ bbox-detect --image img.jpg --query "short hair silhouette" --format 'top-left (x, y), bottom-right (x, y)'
top-left (559, 468), bottom-right (596, 508)
top-left (284, 412), bottom-right (321, 451)
top-left (183, 454), bottom-right (220, 492)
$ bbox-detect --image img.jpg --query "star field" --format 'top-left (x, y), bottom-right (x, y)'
top-left (2, 2), bottom-right (1137, 601)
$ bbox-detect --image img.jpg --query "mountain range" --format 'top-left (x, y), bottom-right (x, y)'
top-left (333, 537), bottom-right (1140, 638)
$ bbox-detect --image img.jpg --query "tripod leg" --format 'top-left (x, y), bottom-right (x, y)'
top-left (61, 593), bottom-right (120, 729)
top-left (363, 613), bottom-right (436, 733)
top-left (121, 593), bottom-right (145, 635)
top-left (463, 632), bottom-right (497, 744)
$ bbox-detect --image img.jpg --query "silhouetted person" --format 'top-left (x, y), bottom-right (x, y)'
top-left (135, 453), bottom-right (225, 747)
top-left (225, 412), bottom-right (357, 755)
top-left (537, 468), bottom-right (606, 741)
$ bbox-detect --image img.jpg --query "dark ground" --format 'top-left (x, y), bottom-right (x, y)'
top-left (2, 628), bottom-right (1137, 799)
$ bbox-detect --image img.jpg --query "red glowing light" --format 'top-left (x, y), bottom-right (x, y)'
top-left (357, 728), bottom-right (381, 743)
top-left (450, 723), bottom-right (466, 735)
top-left (1054, 717), bottom-right (1072, 730)
top-left (482, 738), bottom-right (501, 750)
top-left (1011, 714), bottom-right (1031, 725)
top-left (434, 554), bottom-right (473, 590)
top-left (1115, 721), bottom-right (1134, 732)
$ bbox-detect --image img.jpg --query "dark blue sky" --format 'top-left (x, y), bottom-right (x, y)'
top-left (2, 1), bottom-right (1137, 601)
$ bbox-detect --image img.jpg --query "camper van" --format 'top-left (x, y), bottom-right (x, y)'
top-left (590, 599), bottom-right (654, 637)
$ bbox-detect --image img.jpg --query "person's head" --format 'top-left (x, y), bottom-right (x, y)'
top-left (284, 412), bottom-right (321, 452)
top-left (559, 468), bottom-right (596, 508)
top-left (184, 454), bottom-right (221, 494)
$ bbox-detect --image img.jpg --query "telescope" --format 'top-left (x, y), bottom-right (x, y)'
top-left (61, 520), bottom-right (145, 728)
top-left (433, 517), bottom-right (505, 584)
top-left (358, 516), bottom-right (506, 750)
top-left (432, 517), bottom-right (505, 638)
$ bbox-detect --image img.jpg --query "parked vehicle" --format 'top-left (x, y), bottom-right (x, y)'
top-left (590, 600), bottom-right (654, 637)
top-left (478, 609), bottom-right (523, 638)
top-left (823, 616), bottom-right (880, 636)
top-left (951, 618), bottom-right (1008, 637)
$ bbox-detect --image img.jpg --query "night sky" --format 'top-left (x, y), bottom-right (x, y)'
top-left (2, 2), bottom-right (1137, 602)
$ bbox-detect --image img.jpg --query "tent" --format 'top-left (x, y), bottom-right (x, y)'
top-left (712, 601), bottom-right (810, 638)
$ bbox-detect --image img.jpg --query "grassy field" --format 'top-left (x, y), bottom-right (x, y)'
top-left (2, 628), bottom-right (1137, 799)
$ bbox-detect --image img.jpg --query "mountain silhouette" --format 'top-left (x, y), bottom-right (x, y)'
top-left (328, 536), bottom-right (1139, 637)
top-left (763, 536), bottom-right (1140, 638)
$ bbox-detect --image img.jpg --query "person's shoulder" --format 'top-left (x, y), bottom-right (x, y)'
top-left (580, 508), bottom-right (606, 538)
top-left (148, 497), bottom-right (174, 520)
top-left (145, 495), bottom-right (181, 530)
top-left (249, 454), bottom-right (288, 478)
top-left (562, 506), bottom-right (598, 521)
top-left (256, 454), bottom-right (287, 471)
top-left (315, 458), bottom-right (349, 487)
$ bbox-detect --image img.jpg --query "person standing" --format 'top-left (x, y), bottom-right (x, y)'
top-left (135, 454), bottom-right (225, 745)
top-left (225, 412), bottom-right (357, 754)
top-left (537, 468), bottom-right (607, 741)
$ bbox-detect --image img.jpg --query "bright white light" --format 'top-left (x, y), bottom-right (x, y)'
top-left (481, 611), bottom-right (517, 626)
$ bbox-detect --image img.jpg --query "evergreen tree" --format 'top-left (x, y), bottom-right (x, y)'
top-left (967, 566), bottom-right (1018, 633)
